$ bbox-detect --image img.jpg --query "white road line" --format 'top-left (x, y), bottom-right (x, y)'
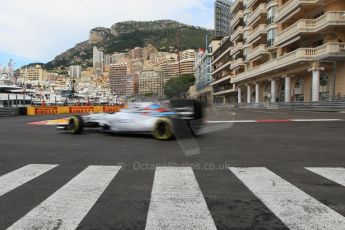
top-left (306, 167), bottom-right (345, 187)
top-left (145, 167), bottom-right (217, 230)
top-left (290, 119), bottom-right (343, 122)
top-left (0, 164), bottom-right (58, 197)
top-left (229, 167), bottom-right (345, 230)
top-left (8, 165), bottom-right (121, 230)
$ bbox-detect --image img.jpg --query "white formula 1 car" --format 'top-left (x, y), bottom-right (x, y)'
top-left (57, 100), bottom-right (203, 140)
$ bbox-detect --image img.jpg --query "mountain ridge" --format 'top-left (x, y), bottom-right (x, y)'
top-left (45, 20), bottom-right (213, 70)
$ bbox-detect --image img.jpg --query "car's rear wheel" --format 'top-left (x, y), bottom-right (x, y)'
top-left (68, 115), bottom-right (84, 134)
top-left (152, 118), bottom-right (174, 140)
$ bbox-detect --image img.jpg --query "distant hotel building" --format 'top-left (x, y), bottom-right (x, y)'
top-left (93, 46), bottom-right (104, 75)
top-left (69, 65), bottom-right (81, 79)
top-left (214, 0), bottom-right (232, 37)
top-left (211, 0), bottom-right (345, 104)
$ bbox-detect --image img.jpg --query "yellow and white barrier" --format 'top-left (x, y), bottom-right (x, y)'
top-left (26, 106), bottom-right (124, 116)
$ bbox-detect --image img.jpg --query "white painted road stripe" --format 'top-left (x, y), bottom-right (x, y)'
top-left (8, 165), bottom-right (121, 230)
top-left (0, 164), bottom-right (58, 197)
top-left (145, 167), bottom-right (217, 230)
top-left (229, 167), bottom-right (345, 230)
top-left (306, 167), bottom-right (345, 187)
top-left (290, 119), bottom-right (343, 122)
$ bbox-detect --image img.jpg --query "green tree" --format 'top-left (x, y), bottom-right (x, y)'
top-left (164, 74), bottom-right (195, 99)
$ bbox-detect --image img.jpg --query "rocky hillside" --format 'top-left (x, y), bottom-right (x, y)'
top-left (46, 20), bottom-right (213, 69)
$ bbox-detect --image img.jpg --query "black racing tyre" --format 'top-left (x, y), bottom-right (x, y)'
top-left (68, 115), bottom-right (84, 134)
top-left (152, 118), bottom-right (174, 141)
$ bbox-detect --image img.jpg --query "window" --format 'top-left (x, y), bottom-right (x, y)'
top-left (243, 48), bottom-right (249, 60)
top-left (320, 73), bottom-right (329, 87)
top-left (243, 30), bottom-right (250, 43)
top-left (267, 6), bottom-right (278, 24)
top-left (243, 13), bottom-right (249, 26)
top-left (267, 28), bottom-right (277, 47)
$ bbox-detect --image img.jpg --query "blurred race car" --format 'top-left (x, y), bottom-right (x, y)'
top-left (57, 100), bottom-right (203, 140)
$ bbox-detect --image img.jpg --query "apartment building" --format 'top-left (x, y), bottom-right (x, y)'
top-left (93, 46), bottom-right (104, 75)
top-left (109, 63), bottom-right (127, 95)
top-left (125, 74), bottom-right (135, 97)
top-left (161, 58), bottom-right (196, 79)
top-left (180, 49), bottom-right (196, 60)
top-left (24, 65), bottom-right (47, 82)
top-left (226, 0), bottom-right (345, 104)
top-left (138, 71), bottom-right (164, 96)
top-left (210, 36), bottom-right (236, 104)
top-left (69, 65), bottom-right (82, 79)
top-left (194, 48), bottom-right (213, 104)
top-left (215, 0), bottom-right (233, 37)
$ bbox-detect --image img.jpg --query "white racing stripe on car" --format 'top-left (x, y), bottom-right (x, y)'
top-left (306, 167), bottom-right (345, 187)
top-left (8, 165), bottom-right (121, 230)
top-left (0, 164), bottom-right (58, 197)
top-left (229, 167), bottom-right (345, 230)
top-left (145, 167), bottom-right (217, 230)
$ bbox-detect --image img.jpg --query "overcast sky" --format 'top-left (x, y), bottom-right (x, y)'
top-left (0, 0), bottom-right (214, 68)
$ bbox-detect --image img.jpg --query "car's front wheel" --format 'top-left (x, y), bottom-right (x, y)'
top-left (68, 115), bottom-right (84, 134)
top-left (152, 118), bottom-right (174, 140)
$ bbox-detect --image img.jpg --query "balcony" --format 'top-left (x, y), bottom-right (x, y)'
top-left (247, 0), bottom-right (258, 8)
top-left (247, 24), bottom-right (267, 43)
top-left (275, 11), bottom-right (345, 46)
top-left (231, 10), bottom-right (244, 29)
top-left (213, 83), bottom-right (236, 96)
top-left (266, 0), bottom-right (278, 9)
top-left (247, 3), bottom-right (267, 25)
top-left (230, 42), bottom-right (244, 56)
top-left (211, 46), bottom-right (232, 66)
top-left (246, 44), bottom-right (269, 61)
top-left (230, 58), bottom-right (245, 70)
top-left (230, 26), bottom-right (243, 42)
top-left (274, 0), bottom-right (319, 23)
top-left (211, 60), bottom-right (232, 76)
top-left (213, 88), bottom-right (236, 96)
top-left (231, 0), bottom-right (243, 14)
top-left (210, 75), bottom-right (232, 86)
top-left (231, 42), bottom-right (345, 83)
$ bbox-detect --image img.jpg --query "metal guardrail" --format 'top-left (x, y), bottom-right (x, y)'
top-left (236, 101), bottom-right (345, 112)
top-left (0, 108), bottom-right (21, 116)
top-left (277, 101), bottom-right (345, 112)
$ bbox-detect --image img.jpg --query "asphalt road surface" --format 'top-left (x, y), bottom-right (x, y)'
top-left (0, 108), bottom-right (345, 229)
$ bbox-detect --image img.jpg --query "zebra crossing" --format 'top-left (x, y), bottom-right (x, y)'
top-left (0, 164), bottom-right (344, 229)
